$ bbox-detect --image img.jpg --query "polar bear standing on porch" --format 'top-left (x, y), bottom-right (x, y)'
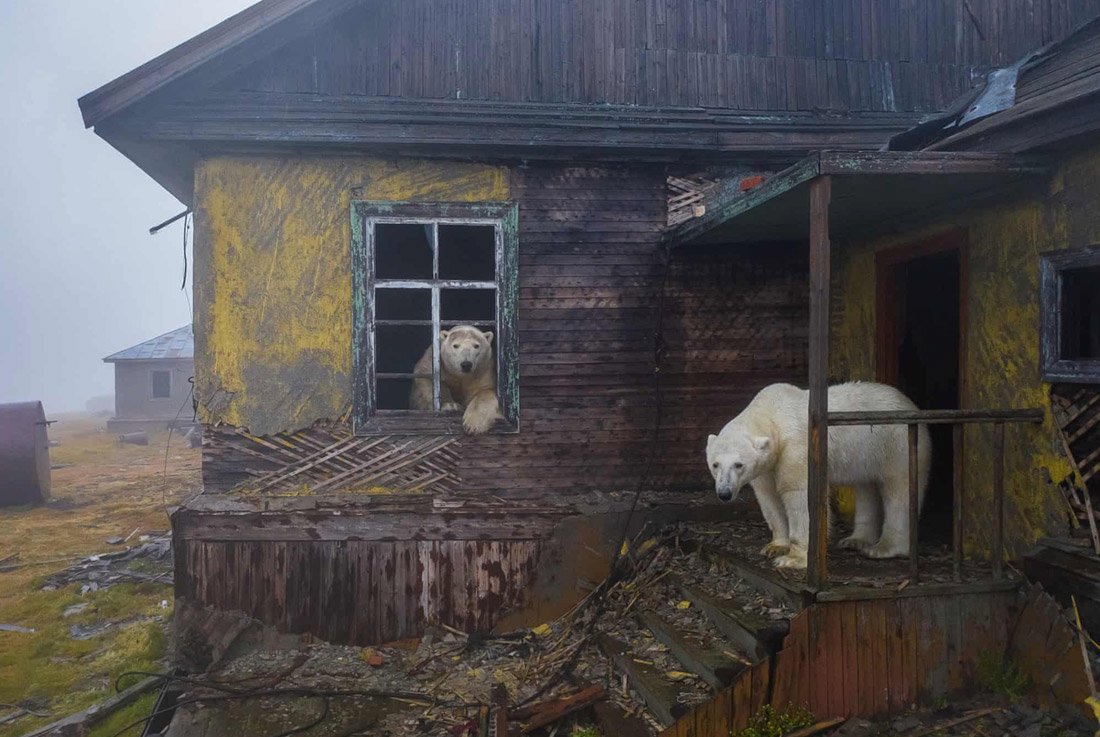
top-left (409, 325), bottom-right (501, 434)
top-left (706, 382), bottom-right (931, 569)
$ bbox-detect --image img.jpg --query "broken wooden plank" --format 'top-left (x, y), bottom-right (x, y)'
top-left (595, 632), bottom-right (688, 727)
top-left (515, 683), bottom-right (605, 734)
top-left (675, 578), bottom-right (788, 661)
top-left (636, 609), bottom-right (745, 690)
top-left (18, 676), bottom-right (161, 737)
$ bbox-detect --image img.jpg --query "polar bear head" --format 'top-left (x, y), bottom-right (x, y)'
top-left (440, 325), bottom-right (494, 378)
top-left (706, 429), bottom-right (772, 503)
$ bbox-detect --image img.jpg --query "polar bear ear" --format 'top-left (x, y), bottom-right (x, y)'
top-left (753, 436), bottom-right (771, 452)
top-left (439, 329), bottom-right (450, 341)
top-left (482, 331), bottom-right (494, 345)
top-left (707, 434), bottom-right (716, 447)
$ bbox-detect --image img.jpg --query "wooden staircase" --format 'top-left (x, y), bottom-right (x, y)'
top-left (587, 539), bottom-right (797, 735)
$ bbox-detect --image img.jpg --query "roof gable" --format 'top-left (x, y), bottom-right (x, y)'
top-left (103, 325), bottom-right (194, 363)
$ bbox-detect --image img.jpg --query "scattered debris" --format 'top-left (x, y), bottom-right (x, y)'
top-left (62, 603), bottom-right (89, 618)
top-left (17, 675), bottom-right (161, 737)
top-left (39, 532), bottom-right (172, 591)
top-left (0, 623), bottom-right (35, 634)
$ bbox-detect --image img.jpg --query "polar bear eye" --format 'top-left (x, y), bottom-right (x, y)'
top-left (734, 462), bottom-right (744, 470)
top-left (453, 343), bottom-right (459, 349)
top-left (472, 343), bottom-right (480, 349)
top-left (711, 462), bottom-right (719, 469)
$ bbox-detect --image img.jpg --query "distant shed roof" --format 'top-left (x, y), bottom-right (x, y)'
top-left (103, 325), bottom-right (193, 363)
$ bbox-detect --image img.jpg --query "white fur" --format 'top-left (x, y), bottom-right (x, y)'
top-left (705, 382), bottom-right (931, 569)
top-left (409, 325), bottom-right (501, 434)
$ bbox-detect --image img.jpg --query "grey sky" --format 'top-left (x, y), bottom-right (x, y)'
top-left (0, 0), bottom-right (253, 413)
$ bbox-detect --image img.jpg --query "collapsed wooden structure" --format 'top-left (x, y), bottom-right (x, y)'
top-left (78, 0), bottom-right (1100, 730)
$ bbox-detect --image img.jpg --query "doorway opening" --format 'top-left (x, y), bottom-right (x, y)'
top-left (876, 232), bottom-right (966, 543)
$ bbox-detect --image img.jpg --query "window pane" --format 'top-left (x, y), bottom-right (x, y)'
top-left (152, 371), bottom-right (170, 398)
top-left (374, 223), bottom-right (433, 279)
top-left (441, 288), bottom-right (496, 324)
top-left (1062, 265), bottom-right (1100, 359)
top-left (438, 224), bottom-right (495, 281)
top-left (376, 288), bottom-right (430, 321)
top-left (375, 325), bottom-right (432, 374)
top-left (376, 378), bottom-right (414, 410)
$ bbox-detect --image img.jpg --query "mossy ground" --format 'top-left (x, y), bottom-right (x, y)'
top-left (0, 413), bottom-right (199, 737)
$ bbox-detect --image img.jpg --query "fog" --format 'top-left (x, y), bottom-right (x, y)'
top-left (0, 0), bottom-right (254, 414)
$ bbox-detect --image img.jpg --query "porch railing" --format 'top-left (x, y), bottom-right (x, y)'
top-left (812, 408), bottom-right (1044, 587)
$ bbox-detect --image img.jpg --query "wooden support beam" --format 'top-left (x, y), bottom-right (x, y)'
top-left (807, 175), bottom-right (832, 590)
top-left (953, 424), bottom-right (964, 581)
top-left (700, 544), bottom-right (809, 610)
top-left (909, 423), bottom-right (920, 583)
top-left (992, 421), bottom-right (1005, 580)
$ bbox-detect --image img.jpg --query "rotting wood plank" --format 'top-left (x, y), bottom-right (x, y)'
top-left (701, 543), bottom-right (808, 609)
top-left (596, 632), bottom-right (689, 727)
top-left (637, 609), bottom-right (746, 690)
top-left (593, 700), bottom-right (651, 737)
top-left (677, 578), bottom-right (788, 662)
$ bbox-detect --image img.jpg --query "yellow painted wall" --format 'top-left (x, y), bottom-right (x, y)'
top-left (830, 145), bottom-right (1100, 555)
top-left (192, 156), bottom-right (510, 436)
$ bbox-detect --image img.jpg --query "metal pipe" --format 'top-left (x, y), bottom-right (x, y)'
top-left (908, 423), bottom-right (920, 583)
top-left (149, 209), bottom-right (192, 235)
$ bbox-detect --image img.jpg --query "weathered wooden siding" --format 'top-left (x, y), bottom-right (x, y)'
top-left (219, 0), bottom-right (1100, 113)
top-left (195, 158), bottom-right (809, 495)
top-left (829, 143), bottom-right (1100, 556)
top-left (178, 538), bottom-right (539, 643)
top-left (662, 585), bottom-right (1089, 734)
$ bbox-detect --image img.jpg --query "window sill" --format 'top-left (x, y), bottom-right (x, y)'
top-left (1042, 359), bottom-right (1100, 385)
top-left (355, 411), bottom-right (518, 435)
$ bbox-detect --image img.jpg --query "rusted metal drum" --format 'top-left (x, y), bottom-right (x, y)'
top-left (0, 401), bottom-right (51, 506)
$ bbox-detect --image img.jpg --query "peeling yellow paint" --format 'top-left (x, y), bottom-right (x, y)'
top-left (192, 156), bottom-right (509, 435)
top-left (830, 145), bottom-right (1100, 555)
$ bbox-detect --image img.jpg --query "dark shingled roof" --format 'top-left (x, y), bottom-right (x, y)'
top-left (103, 325), bottom-right (193, 363)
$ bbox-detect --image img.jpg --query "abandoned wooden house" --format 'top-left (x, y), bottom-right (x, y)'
top-left (102, 324), bottom-right (195, 432)
top-left (78, 0), bottom-right (1100, 730)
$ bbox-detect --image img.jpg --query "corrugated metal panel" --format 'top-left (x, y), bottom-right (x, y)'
top-left (103, 324), bottom-right (193, 362)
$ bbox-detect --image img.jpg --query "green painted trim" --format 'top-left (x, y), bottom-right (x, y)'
top-left (350, 200), bottom-right (520, 434)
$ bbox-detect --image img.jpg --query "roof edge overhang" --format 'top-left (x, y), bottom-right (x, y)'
top-left (77, 0), bottom-right (361, 128)
top-left (664, 150), bottom-right (1051, 248)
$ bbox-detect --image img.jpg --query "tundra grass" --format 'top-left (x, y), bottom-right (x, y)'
top-left (0, 413), bottom-right (198, 737)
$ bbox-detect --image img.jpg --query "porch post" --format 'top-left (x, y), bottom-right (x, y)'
top-left (807, 175), bottom-right (832, 589)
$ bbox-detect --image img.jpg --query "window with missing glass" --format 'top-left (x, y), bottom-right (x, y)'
top-left (1040, 246), bottom-right (1100, 384)
top-left (352, 202), bottom-right (519, 433)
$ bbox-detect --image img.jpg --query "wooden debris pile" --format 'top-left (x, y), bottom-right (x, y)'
top-left (1052, 384), bottom-right (1100, 551)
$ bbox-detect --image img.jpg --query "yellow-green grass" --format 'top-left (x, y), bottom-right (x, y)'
top-left (0, 413), bottom-right (199, 737)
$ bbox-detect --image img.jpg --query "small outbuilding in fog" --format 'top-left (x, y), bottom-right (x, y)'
top-left (102, 325), bottom-right (194, 432)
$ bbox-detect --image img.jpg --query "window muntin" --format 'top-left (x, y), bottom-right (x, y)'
top-left (1040, 246), bottom-right (1100, 384)
top-left (352, 202), bottom-right (519, 433)
top-left (151, 370), bottom-right (171, 399)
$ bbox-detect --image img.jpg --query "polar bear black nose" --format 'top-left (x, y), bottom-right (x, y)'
top-left (460, 361), bottom-right (473, 373)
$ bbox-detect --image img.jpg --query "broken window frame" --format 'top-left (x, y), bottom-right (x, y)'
top-left (351, 201), bottom-right (520, 434)
top-left (1040, 245), bottom-right (1100, 384)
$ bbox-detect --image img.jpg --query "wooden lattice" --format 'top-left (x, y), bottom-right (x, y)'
top-left (667, 175), bottom-right (718, 226)
top-left (1052, 384), bottom-right (1100, 493)
top-left (214, 423), bottom-right (463, 495)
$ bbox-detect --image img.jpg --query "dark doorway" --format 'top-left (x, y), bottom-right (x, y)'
top-left (877, 233), bottom-right (965, 541)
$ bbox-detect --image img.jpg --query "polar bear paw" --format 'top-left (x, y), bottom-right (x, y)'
top-left (838, 535), bottom-right (874, 551)
top-left (864, 540), bottom-right (906, 559)
top-left (442, 402), bottom-right (462, 412)
top-left (773, 546), bottom-right (808, 569)
top-left (760, 540), bottom-right (790, 558)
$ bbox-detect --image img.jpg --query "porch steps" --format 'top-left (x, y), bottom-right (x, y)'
top-left (592, 537), bottom-right (797, 734)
